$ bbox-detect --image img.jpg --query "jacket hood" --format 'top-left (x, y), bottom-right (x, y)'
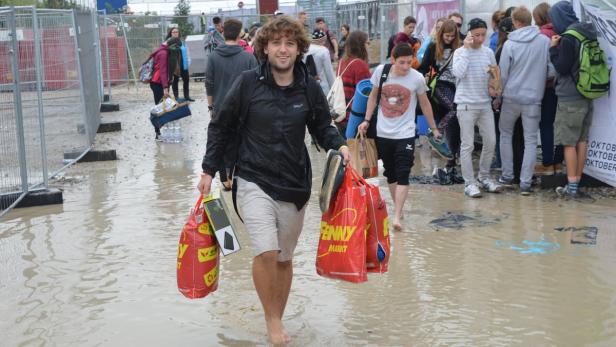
top-left (216, 43), bottom-right (246, 57)
top-left (549, 1), bottom-right (579, 34)
top-left (508, 25), bottom-right (541, 43)
top-left (257, 60), bottom-right (310, 89)
top-left (567, 22), bottom-right (597, 40)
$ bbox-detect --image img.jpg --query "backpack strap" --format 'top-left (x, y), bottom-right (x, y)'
top-left (337, 58), bottom-right (359, 76)
top-left (563, 29), bottom-right (587, 43)
top-left (367, 63), bottom-right (392, 138)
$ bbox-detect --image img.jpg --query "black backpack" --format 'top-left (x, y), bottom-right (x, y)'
top-left (386, 34), bottom-right (396, 59)
top-left (306, 54), bottom-right (319, 81)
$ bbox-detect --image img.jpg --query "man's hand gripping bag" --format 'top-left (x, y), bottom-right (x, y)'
top-left (177, 195), bottom-right (220, 299)
top-left (316, 167), bottom-right (368, 283)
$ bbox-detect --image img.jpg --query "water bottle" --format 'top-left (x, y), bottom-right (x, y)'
top-left (172, 121), bottom-right (182, 143)
top-left (160, 123), bottom-right (169, 142)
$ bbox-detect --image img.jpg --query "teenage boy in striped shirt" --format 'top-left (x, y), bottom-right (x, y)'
top-left (452, 18), bottom-right (503, 198)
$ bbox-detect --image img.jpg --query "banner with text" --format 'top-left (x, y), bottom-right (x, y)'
top-left (415, 0), bottom-right (460, 39)
top-left (576, 2), bottom-right (616, 187)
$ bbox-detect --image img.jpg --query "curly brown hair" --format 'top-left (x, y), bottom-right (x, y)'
top-left (253, 15), bottom-right (310, 62)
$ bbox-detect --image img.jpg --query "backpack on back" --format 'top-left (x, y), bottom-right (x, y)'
top-left (139, 56), bottom-right (154, 83)
top-left (564, 29), bottom-right (610, 99)
top-left (327, 58), bottom-right (358, 123)
top-left (386, 34), bottom-right (395, 59)
top-left (306, 54), bottom-right (319, 81)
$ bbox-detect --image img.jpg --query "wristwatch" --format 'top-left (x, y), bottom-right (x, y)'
top-left (207, 105), bottom-right (213, 111)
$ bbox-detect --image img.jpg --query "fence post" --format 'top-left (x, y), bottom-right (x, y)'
top-left (120, 14), bottom-right (137, 82)
top-left (93, 10), bottom-right (104, 102)
top-left (103, 12), bottom-right (112, 99)
top-left (380, 3), bottom-right (386, 63)
top-left (8, 8), bottom-right (29, 195)
top-left (32, 7), bottom-right (49, 188)
top-left (71, 9), bottom-right (92, 146)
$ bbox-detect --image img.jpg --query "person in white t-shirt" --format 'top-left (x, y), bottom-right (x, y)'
top-left (358, 43), bottom-right (441, 232)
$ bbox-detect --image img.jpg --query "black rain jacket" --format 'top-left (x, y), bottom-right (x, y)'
top-left (201, 61), bottom-right (345, 209)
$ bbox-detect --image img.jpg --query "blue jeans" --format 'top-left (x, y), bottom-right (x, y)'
top-left (539, 88), bottom-right (564, 165)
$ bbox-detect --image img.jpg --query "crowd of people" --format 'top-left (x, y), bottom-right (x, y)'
top-left (134, 2), bottom-right (611, 345)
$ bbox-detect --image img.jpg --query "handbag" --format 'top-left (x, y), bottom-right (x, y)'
top-left (428, 52), bottom-right (454, 102)
top-left (347, 132), bottom-right (378, 179)
top-left (177, 195), bottom-right (220, 299)
top-left (150, 96), bottom-right (192, 128)
top-left (316, 166), bottom-right (368, 283)
top-left (327, 58), bottom-right (358, 123)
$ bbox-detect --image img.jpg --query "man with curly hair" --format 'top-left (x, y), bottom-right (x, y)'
top-left (198, 15), bottom-right (350, 345)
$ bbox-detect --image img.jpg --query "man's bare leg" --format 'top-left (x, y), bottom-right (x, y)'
top-left (389, 183), bottom-right (409, 230)
top-left (564, 146), bottom-right (578, 183)
top-left (576, 141), bottom-right (588, 180)
top-left (252, 251), bottom-right (292, 345)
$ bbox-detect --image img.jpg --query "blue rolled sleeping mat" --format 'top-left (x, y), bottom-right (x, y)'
top-left (345, 79), bottom-right (373, 139)
top-left (416, 115), bottom-right (429, 136)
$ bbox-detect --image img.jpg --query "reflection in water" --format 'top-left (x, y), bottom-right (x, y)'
top-left (1, 92), bottom-right (616, 346)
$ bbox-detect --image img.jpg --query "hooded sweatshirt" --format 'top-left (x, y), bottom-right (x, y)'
top-left (499, 25), bottom-right (553, 105)
top-left (205, 43), bottom-right (258, 112)
top-left (549, 1), bottom-right (598, 100)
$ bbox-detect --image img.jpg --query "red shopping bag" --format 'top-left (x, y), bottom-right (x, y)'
top-left (316, 167), bottom-right (368, 283)
top-left (177, 195), bottom-right (220, 299)
top-left (365, 182), bottom-right (390, 273)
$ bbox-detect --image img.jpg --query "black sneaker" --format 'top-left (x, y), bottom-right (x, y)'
top-left (497, 175), bottom-right (514, 187)
top-left (447, 167), bottom-right (464, 184)
top-left (436, 168), bottom-right (452, 185)
top-left (520, 186), bottom-right (533, 196)
top-left (319, 150), bottom-right (345, 213)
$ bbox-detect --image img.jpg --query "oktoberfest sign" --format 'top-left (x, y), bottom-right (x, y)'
top-left (576, 1), bottom-right (616, 187)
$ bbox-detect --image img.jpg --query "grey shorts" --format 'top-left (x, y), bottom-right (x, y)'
top-left (554, 99), bottom-right (593, 147)
top-left (236, 177), bottom-right (306, 262)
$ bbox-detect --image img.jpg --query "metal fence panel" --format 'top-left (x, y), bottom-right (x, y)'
top-left (0, 9), bottom-right (28, 215)
top-left (1, 7), bottom-right (99, 218)
top-left (75, 10), bottom-right (101, 144)
top-left (36, 10), bottom-right (90, 178)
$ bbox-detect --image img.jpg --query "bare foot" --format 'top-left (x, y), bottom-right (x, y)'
top-left (266, 319), bottom-right (291, 346)
top-left (393, 220), bottom-right (402, 231)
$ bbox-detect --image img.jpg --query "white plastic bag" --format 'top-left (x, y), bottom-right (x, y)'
top-left (151, 96), bottom-right (177, 116)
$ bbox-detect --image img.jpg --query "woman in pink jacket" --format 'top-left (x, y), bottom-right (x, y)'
top-left (149, 37), bottom-right (182, 138)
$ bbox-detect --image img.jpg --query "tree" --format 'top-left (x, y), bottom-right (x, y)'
top-left (172, 0), bottom-right (194, 38)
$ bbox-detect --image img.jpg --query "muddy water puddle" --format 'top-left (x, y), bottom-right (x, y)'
top-left (2, 87), bottom-right (616, 346)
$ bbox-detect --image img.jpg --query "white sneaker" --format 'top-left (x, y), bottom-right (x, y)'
top-left (464, 184), bottom-right (482, 198)
top-left (478, 177), bottom-right (503, 193)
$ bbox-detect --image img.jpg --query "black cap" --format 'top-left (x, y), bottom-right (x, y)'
top-left (468, 18), bottom-right (487, 31)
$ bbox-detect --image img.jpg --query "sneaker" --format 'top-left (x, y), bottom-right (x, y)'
top-left (319, 150), bottom-right (345, 213)
top-left (427, 133), bottom-right (454, 160)
top-left (464, 184), bottom-right (482, 198)
top-left (155, 133), bottom-right (162, 142)
top-left (520, 185), bottom-right (533, 196)
top-left (447, 167), bottom-right (464, 184)
top-left (478, 177), bottom-right (503, 193)
top-left (186, 97), bottom-right (196, 102)
top-left (497, 176), bottom-right (514, 187)
top-left (436, 168), bottom-right (452, 185)
top-left (556, 184), bottom-right (577, 198)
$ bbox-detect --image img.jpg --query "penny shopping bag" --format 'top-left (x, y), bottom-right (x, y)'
top-left (316, 167), bottom-right (368, 283)
top-left (364, 180), bottom-right (390, 273)
top-left (177, 195), bottom-right (219, 299)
